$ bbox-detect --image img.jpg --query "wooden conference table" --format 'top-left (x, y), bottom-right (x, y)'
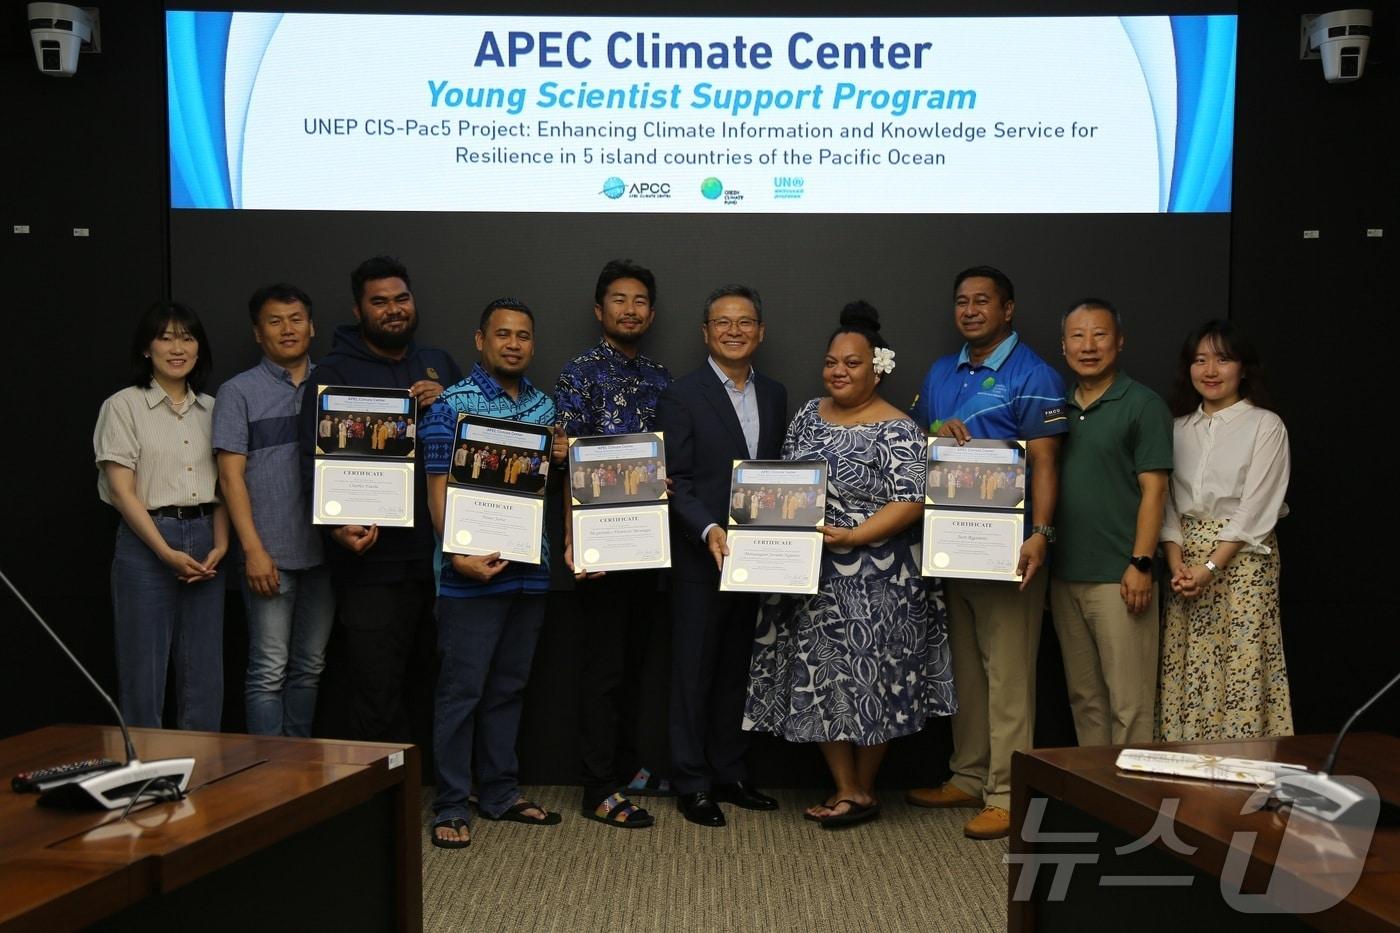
top-left (1008, 733), bottom-right (1400, 932)
top-left (0, 725), bottom-right (420, 932)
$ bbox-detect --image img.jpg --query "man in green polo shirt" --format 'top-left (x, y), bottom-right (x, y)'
top-left (1052, 299), bottom-right (1173, 746)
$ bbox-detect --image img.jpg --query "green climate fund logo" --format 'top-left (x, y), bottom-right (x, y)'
top-left (981, 376), bottom-right (996, 390)
top-left (701, 177), bottom-right (723, 200)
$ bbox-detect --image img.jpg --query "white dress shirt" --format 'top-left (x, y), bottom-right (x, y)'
top-left (1160, 399), bottom-right (1289, 554)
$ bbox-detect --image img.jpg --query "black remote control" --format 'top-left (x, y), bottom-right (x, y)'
top-left (12, 758), bottom-right (122, 793)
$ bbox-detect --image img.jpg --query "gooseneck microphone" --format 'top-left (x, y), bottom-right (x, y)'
top-left (3, 568), bottom-right (195, 810)
top-left (1320, 669), bottom-right (1400, 776)
top-left (1267, 668), bottom-right (1400, 822)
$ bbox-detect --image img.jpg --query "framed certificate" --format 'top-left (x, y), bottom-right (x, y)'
top-left (722, 529), bottom-right (823, 594)
top-left (444, 486), bottom-right (544, 563)
top-left (719, 459), bottom-right (827, 594)
top-left (922, 509), bottom-right (1024, 581)
top-left (568, 432), bottom-right (670, 572)
top-left (441, 414), bottom-right (551, 564)
top-left (312, 385), bottom-right (416, 526)
top-left (571, 503), bottom-right (670, 572)
top-left (922, 438), bottom-right (1027, 582)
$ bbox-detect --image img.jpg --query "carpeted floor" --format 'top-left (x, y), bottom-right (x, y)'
top-left (422, 786), bottom-right (1008, 932)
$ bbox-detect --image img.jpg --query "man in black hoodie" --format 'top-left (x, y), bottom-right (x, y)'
top-left (299, 256), bottom-right (463, 743)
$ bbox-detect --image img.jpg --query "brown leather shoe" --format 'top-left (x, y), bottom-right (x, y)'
top-left (963, 806), bottom-right (1011, 840)
top-left (905, 782), bottom-right (982, 809)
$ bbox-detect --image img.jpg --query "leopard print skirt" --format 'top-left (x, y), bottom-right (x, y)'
top-left (1156, 518), bottom-right (1294, 741)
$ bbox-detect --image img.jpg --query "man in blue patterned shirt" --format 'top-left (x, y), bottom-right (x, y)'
top-left (554, 259), bottom-right (671, 829)
top-left (421, 297), bottom-right (563, 848)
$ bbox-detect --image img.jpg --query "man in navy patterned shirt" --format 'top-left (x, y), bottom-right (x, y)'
top-left (421, 297), bottom-right (563, 848)
top-left (554, 259), bottom-right (672, 829)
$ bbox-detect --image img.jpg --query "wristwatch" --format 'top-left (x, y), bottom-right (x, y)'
top-left (1204, 559), bottom-right (1220, 576)
top-left (1129, 554), bottom-right (1154, 573)
top-left (1030, 524), bottom-right (1056, 543)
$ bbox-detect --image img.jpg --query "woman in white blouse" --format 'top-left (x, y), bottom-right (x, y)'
top-left (1157, 320), bottom-right (1292, 740)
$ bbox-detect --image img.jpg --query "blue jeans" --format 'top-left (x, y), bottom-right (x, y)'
top-left (243, 565), bottom-right (335, 736)
top-left (431, 593), bottom-right (546, 824)
top-left (111, 515), bottom-right (224, 731)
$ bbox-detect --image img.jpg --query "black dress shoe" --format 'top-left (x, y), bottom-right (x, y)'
top-left (712, 780), bottom-right (779, 811)
top-left (677, 791), bottom-right (726, 827)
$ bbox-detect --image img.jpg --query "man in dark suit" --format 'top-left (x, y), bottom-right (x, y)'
top-left (656, 284), bottom-right (787, 827)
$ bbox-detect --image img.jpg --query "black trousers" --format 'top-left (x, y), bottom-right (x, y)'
top-left (668, 579), bottom-right (758, 795)
top-left (577, 569), bottom-right (659, 803)
top-left (317, 577), bottom-right (437, 751)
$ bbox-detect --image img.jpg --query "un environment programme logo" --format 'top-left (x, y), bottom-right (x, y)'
top-left (773, 177), bottom-right (805, 201)
top-left (601, 177), bottom-right (626, 199)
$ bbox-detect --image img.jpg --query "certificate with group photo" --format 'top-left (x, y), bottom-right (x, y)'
top-left (922, 438), bottom-right (1026, 581)
top-left (925, 438), bottom-right (1027, 510)
top-left (568, 432), bottom-right (670, 572)
top-left (442, 413), bottom-right (550, 564)
top-left (313, 385), bottom-right (416, 526)
top-left (720, 460), bottom-right (826, 595)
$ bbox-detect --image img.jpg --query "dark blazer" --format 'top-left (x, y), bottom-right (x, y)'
top-left (657, 361), bottom-right (787, 583)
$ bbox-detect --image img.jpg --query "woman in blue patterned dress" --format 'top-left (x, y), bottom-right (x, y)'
top-left (744, 302), bottom-right (955, 828)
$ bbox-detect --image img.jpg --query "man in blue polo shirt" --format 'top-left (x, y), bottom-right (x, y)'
top-left (906, 265), bottom-right (1067, 840)
top-left (214, 283), bottom-right (333, 737)
top-left (420, 297), bottom-right (564, 850)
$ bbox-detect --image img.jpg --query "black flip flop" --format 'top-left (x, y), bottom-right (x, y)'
top-left (430, 817), bottom-right (471, 849)
top-left (484, 799), bottom-right (562, 825)
top-left (820, 799), bottom-right (881, 830)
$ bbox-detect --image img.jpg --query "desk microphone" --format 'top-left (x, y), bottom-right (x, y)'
top-left (1267, 668), bottom-right (1400, 822)
top-left (2, 568), bottom-right (194, 810)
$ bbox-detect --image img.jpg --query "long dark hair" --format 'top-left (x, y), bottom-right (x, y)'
top-left (128, 301), bottom-right (212, 393)
top-left (1168, 319), bottom-right (1274, 417)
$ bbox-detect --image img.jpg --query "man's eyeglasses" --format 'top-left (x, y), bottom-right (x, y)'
top-left (706, 317), bottom-right (760, 332)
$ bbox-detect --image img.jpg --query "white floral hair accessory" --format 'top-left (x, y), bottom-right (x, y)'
top-left (872, 347), bottom-right (896, 375)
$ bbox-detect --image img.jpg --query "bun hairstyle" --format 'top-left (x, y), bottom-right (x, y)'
top-left (831, 299), bottom-right (890, 351)
top-left (829, 300), bottom-right (895, 378)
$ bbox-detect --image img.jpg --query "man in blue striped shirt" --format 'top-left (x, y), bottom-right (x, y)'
top-left (214, 283), bottom-right (332, 738)
top-left (419, 297), bottom-right (563, 849)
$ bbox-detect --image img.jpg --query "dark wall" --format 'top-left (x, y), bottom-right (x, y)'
top-left (3, 1), bottom-right (1395, 788)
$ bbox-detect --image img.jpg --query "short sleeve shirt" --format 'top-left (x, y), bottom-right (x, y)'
top-left (1054, 374), bottom-right (1174, 583)
top-left (908, 333), bottom-right (1068, 533)
top-left (909, 333), bottom-right (1068, 440)
top-left (553, 339), bottom-right (671, 437)
top-left (420, 364), bottom-right (556, 599)
top-left (212, 357), bottom-right (324, 569)
top-left (94, 384), bottom-right (218, 509)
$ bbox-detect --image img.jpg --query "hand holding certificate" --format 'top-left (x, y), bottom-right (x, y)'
top-left (568, 432), bottom-right (671, 573)
top-left (720, 460), bottom-right (827, 594)
top-left (442, 413), bottom-right (550, 564)
top-left (921, 438), bottom-right (1027, 581)
top-left (313, 385), bottom-right (416, 527)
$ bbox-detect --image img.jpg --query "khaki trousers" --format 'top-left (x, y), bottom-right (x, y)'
top-left (945, 572), bottom-right (1047, 811)
top-left (1050, 579), bottom-right (1160, 747)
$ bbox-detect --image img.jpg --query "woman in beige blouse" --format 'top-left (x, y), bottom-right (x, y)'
top-left (94, 302), bottom-right (227, 731)
top-left (1158, 320), bottom-right (1292, 741)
